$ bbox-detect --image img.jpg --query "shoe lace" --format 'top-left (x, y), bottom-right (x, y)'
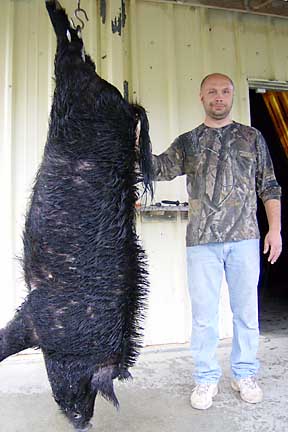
top-left (194, 384), bottom-right (213, 395)
top-left (241, 377), bottom-right (258, 390)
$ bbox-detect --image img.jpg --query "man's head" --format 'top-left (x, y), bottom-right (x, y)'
top-left (200, 73), bottom-right (234, 122)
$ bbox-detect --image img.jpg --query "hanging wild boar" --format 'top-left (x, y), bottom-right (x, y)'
top-left (0, 1), bottom-right (153, 430)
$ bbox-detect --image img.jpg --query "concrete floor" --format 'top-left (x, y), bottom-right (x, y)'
top-left (0, 300), bottom-right (287, 432)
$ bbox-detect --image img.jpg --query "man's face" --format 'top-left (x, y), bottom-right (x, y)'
top-left (200, 76), bottom-right (234, 120)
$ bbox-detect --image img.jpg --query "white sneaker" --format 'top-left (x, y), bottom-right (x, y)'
top-left (231, 376), bottom-right (263, 403)
top-left (190, 383), bottom-right (218, 410)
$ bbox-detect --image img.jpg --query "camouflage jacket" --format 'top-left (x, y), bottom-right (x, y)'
top-left (152, 122), bottom-right (281, 246)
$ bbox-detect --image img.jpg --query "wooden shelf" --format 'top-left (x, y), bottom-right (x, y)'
top-left (137, 205), bottom-right (188, 221)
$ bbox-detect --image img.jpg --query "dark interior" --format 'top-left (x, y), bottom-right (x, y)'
top-left (249, 89), bottom-right (288, 333)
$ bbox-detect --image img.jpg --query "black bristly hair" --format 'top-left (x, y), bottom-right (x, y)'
top-left (0, 1), bottom-right (154, 431)
top-left (132, 104), bottom-right (154, 200)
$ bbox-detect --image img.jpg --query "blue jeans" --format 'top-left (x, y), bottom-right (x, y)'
top-left (186, 240), bottom-right (260, 384)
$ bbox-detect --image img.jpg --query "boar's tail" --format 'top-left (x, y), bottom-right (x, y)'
top-left (133, 104), bottom-right (154, 200)
top-left (91, 365), bottom-right (123, 408)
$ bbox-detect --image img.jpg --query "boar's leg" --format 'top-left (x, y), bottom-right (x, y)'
top-left (45, 0), bottom-right (92, 78)
top-left (0, 303), bottom-right (38, 362)
top-left (45, 0), bottom-right (71, 40)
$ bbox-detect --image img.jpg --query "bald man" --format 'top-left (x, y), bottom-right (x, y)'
top-left (151, 73), bottom-right (282, 409)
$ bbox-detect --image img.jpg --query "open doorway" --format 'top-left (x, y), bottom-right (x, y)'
top-left (249, 88), bottom-right (288, 335)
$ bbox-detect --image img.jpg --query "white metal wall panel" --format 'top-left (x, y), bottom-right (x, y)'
top-left (0, 0), bottom-right (287, 344)
top-left (0, 1), bottom-right (14, 327)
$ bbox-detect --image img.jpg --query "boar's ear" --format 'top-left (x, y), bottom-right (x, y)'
top-left (117, 368), bottom-right (132, 381)
top-left (91, 366), bottom-right (119, 408)
top-left (133, 104), bottom-right (154, 199)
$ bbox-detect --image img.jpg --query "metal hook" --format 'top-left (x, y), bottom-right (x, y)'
top-left (71, 0), bottom-right (89, 31)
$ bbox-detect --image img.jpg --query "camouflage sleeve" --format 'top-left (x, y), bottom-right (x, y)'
top-left (255, 130), bottom-right (281, 203)
top-left (152, 136), bottom-right (185, 181)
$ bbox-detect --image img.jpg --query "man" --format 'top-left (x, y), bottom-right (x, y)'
top-left (145, 73), bottom-right (282, 409)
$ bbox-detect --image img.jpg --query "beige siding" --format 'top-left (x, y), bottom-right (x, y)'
top-left (0, 0), bottom-right (287, 343)
top-left (0, 1), bottom-right (14, 326)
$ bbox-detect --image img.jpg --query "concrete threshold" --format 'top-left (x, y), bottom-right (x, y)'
top-left (0, 333), bottom-right (287, 432)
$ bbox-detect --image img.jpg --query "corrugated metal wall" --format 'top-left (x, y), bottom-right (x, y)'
top-left (1, 0), bottom-right (288, 345)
